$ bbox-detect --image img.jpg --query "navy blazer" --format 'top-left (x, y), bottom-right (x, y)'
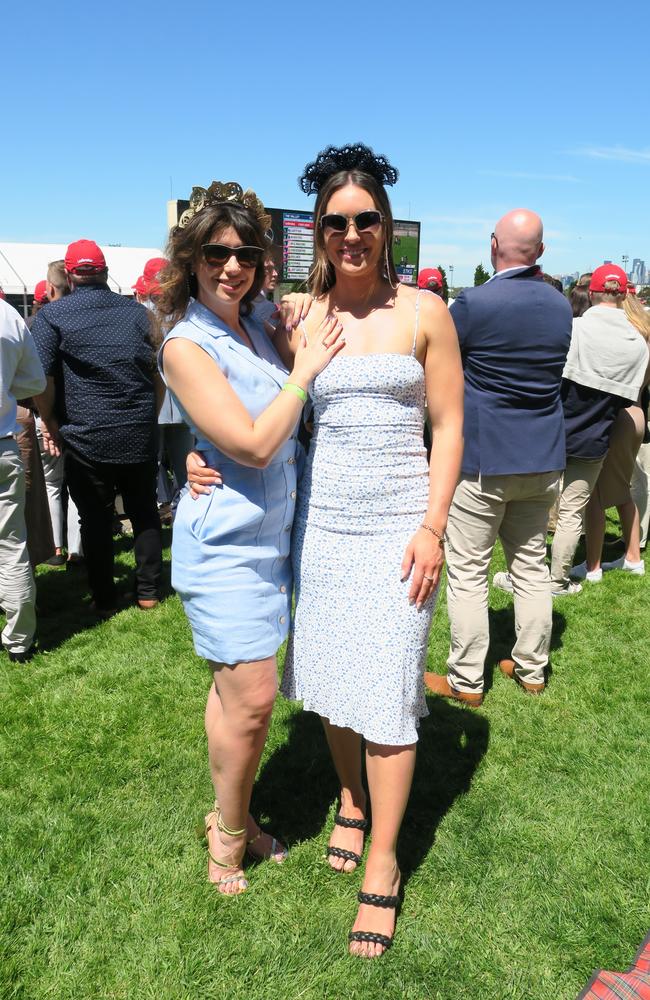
top-left (450, 266), bottom-right (572, 476)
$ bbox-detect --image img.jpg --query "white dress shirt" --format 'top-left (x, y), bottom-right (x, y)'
top-left (0, 299), bottom-right (46, 437)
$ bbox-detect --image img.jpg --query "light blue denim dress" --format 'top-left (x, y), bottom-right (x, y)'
top-left (159, 300), bottom-right (299, 664)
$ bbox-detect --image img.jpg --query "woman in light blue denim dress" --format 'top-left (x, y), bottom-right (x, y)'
top-left (157, 185), bottom-right (343, 897)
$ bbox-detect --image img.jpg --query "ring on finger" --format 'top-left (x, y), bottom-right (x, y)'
top-left (423, 574), bottom-right (435, 581)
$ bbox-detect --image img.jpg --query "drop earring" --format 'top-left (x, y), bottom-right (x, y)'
top-left (384, 241), bottom-right (399, 291)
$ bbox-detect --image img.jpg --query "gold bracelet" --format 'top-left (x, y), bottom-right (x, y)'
top-left (420, 522), bottom-right (446, 546)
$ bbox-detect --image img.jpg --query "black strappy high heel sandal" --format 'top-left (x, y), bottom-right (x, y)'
top-left (348, 886), bottom-right (402, 956)
top-left (326, 812), bottom-right (368, 871)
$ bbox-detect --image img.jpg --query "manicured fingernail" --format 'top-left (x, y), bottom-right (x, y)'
top-left (409, 598), bottom-right (415, 606)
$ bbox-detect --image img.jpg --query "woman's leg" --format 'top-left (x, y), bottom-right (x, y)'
top-left (584, 493), bottom-right (606, 572)
top-left (204, 656), bottom-right (278, 894)
top-left (631, 446), bottom-right (650, 549)
top-left (617, 500), bottom-right (642, 563)
top-left (349, 742), bottom-right (416, 958)
top-left (322, 720), bottom-right (366, 872)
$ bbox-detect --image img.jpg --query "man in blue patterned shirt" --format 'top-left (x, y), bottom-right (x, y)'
top-left (32, 240), bottom-right (162, 617)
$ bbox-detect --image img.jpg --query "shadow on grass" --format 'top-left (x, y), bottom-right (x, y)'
top-left (482, 606), bottom-right (567, 693)
top-left (33, 527), bottom-right (173, 652)
top-left (400, 698), bottom-right (489, 885)
top-left (251, 709), bottom-right (339, 846)
top-left (252, 698), bottom-right (489, 890)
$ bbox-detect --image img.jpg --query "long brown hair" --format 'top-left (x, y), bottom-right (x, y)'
top-left (157, 203), bottom-right (268, 329)
top-left (309, 170), bottom-right (399, 297)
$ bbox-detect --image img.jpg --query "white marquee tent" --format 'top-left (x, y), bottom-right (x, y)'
top-left (0, 242), bottom-right (164, 301)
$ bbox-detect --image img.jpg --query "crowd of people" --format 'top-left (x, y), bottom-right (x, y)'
top-left (1, 142), bottom-right (648, 960)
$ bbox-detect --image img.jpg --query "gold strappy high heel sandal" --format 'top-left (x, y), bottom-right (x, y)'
top-left (211, 795), bottom-right (288, 865)
top-left (204, 803), bottom-right (248, 894)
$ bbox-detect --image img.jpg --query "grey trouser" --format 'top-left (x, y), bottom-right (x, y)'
top-left (36, 422), bottom-right (82, 555)
top-left (550, 456), bottom-right (605, 590)
top-left (0, 440), bottom-right (36, 653)
top-left (446, 471), bottom-right (561, 692)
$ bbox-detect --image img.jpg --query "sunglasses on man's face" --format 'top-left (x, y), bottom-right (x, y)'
top-left (320, 210), bottom-right (384, 234)
top-left (201, 244), bottom-right (264, 268)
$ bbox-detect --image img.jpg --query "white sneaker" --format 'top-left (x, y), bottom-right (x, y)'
top-left (601, 556), bottom-right (645, 576)
top-left (552, 581), bottom-right (583, 596)
top-left (570, 561), bottom-right (603, 583)
top-left (492, 571), bottom-right (513, 593)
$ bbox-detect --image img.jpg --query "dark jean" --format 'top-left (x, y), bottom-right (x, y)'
top-left (64, 445), bottom-right (162, 610)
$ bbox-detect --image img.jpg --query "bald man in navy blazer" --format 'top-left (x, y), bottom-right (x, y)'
top-left (425, 210), bottom-right (572, 704)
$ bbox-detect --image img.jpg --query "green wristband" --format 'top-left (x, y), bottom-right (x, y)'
top-left (282, 382), bottom-right (308, 404)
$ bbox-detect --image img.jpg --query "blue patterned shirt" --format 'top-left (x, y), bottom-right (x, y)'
top-left (31, 284), bottom-right (157, 463)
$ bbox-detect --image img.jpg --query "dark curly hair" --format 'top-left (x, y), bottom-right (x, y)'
top-left (157, 202), bottom-right (268, 329)
top-left (299, 143), bottom-right (398, 195)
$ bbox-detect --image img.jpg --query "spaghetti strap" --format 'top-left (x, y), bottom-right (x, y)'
top-left (411, 291), bottom-right (421, 356)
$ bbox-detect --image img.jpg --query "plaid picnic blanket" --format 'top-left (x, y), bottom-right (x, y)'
top-left (577, 932), bottom-right (650, 999)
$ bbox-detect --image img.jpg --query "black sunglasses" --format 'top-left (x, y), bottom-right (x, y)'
top-left (201, 244), bottom-right (264, 268)
top-left (320, 210), bottom-right (384, 234)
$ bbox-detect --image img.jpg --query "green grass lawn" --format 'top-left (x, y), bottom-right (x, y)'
top-left (1, 520), bottom-right (648, 1000)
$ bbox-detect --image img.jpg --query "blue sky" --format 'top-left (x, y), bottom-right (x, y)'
top-left (2, 0), bottom-right (649, 285)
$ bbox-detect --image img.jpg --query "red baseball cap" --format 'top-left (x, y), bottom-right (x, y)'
top-left (143, 257), bottom-right (167, 282)
top-left (132, 275), bottom-right (148, 296)
top-left (417, 267), bottom-right (444, 291)
top-left (628, 283), bottom-right (637, 295)
top-left (589, 264), bottom-right (628, 294)
top-left (64, 239), bottom-right (107, 274)
top-left (138, 256), bottom-right (167, 296)
top-left (33, 280), bottom-right (49, 303)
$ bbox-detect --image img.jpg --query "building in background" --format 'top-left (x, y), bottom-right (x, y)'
top-left (631, 258), bottom-right (647, 286)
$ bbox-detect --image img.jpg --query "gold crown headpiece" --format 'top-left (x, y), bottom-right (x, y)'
top-left (178, 181), bottom-right (272, 233)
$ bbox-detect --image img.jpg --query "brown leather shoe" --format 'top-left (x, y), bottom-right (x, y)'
top-left (137, 598), bottom-right (160, 610)
top-left (424, 672), bottom-right (484, 707)
top-left (498, 659), bottom-right (545, 694)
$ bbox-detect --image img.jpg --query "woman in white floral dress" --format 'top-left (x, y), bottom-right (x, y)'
top-left (279, 145), bottom-right (463, 958)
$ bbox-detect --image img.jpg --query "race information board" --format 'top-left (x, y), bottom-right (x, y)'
top-left (280, 211), bottom-right (314, 281)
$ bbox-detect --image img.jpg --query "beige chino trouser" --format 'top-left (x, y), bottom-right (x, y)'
top-left (631, 440), bottom-right (650, 548)
top-left (550, 456), bottom-right (605, 590)
top-left (0, 440), bottom-right (36, 654)
top-left (446, 471), bottom-right (561, 693)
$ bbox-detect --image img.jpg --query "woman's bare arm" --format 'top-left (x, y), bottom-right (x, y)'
top-left (401, 293), bottom-right (464, 607)
top-left (162, 314), bottom-right (343, 469)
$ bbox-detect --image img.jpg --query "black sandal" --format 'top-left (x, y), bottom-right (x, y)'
top-left (327, 812), bottom-right (368, 870)
top-left (348, 889), bottom-right (402, 955)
